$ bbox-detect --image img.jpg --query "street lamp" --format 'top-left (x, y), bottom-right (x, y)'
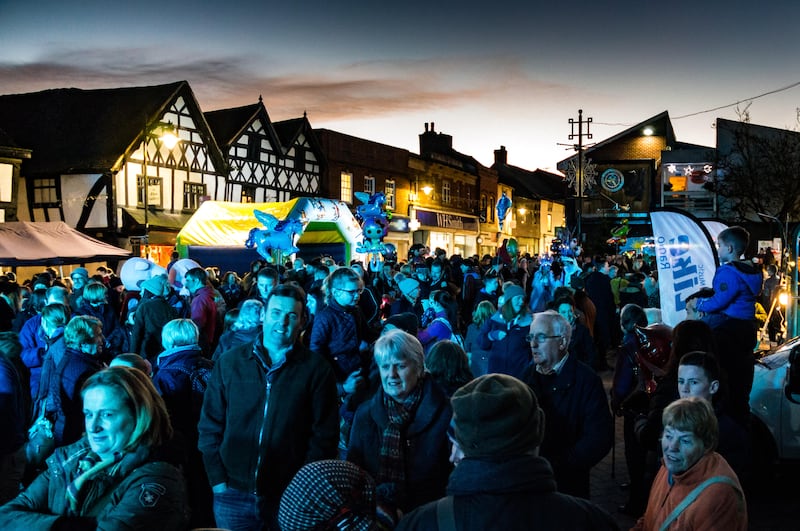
top-left (141, 120), bottom-right (179, 259)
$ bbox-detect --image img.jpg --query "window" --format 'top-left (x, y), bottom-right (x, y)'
top-left (489, 195), bottom-right (495, 222)
top-left (295, 147), bottom-right (306, 170)
top-left (137, 176), bottom-right (162, 208)
top-left (364, 176), bottom-right (375, 194)
top-left (385, 179), bottom-right (396, 210)
top-left (32, 178), bottom-right (58, 206)
top-left (183, 182), bottom-right (206, 211)
top-left (0, 163), bottom-right (11, 202)
top-left (442, 180), bottom-right (451, 204)
top-left (341, 172), bottom-right (353, 203)
top-left (241, 185), bottom-right (256, 203)
top-left (480, 195), bottom-right (488, 221)
top-left (547, 214), bottom-right (553, 232)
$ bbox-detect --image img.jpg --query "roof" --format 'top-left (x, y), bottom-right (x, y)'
top-left (0, 221), bottom-right (130, 266)
top-left (0, 81), bottom-right (226, 176)
top-left (494, 162), bottom-right (568, 201)
top-left (204, 102), bottom-right (268, 148)
top-left (557, 111), bottom-right (676, 168)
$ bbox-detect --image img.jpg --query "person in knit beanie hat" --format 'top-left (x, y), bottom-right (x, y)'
top-left (451, 373), bottom-right (544, 458)
top-left (396, 373), bottom-right (619, 531)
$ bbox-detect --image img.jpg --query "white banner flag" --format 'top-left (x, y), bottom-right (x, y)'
top-left (651, 209), bottom-right (718, 326)
top-left (701, 220), bottom-right (729, 246)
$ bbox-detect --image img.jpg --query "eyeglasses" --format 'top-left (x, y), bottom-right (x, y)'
top-left (526, 333), bottom-right (562, 344)
top-left (337, 288), bottom-right (363, 296)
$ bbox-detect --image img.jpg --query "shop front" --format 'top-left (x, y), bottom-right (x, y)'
top-left (410, 207), bottom-right (480, 258)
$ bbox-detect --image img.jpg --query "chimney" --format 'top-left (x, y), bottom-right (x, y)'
top-left (494, 145), bottom-right (508, 165)
top-left (419, 121), bottom-right (452, 156)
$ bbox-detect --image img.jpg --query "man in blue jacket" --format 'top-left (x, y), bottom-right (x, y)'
top-left (198, 284), bottom-right (338, 531)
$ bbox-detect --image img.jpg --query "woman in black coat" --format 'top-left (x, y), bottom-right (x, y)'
top-left (347, 329), bottom-right (452, 519)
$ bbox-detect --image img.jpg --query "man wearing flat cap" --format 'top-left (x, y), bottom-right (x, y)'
top-left (397, 373), bottom-right (618, 530)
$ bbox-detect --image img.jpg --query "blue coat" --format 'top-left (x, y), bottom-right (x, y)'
top-left (50, 347), bottom-right (105, 446)
top-left (153, 344), bottom-right (206, 444)
top-left (347, 377), bottom-right (452, 513)
top-left (0, 355), bottom-right (30, 455)
top-left (19, 314), bottom-right (47, 399)
top-left (310, 300), bottom-right (373, 381)
top-left (523, 354), bottom-right (614, 499)
top-left (476, 311), bottom-right (533, 380)
top-left (696, 260), bottom-right (763, 321)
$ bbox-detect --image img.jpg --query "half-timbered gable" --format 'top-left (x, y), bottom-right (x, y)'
top-left (205, 102), bottom-right (322, 205)
top-left (0, 81), bottom-right (226, 247)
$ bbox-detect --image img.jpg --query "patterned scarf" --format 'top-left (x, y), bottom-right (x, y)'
top-left (66, 449), bottom-right (123, 513)
top-left (378, 382), bottom-right (423, 488)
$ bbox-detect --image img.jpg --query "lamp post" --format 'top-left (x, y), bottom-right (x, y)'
top-left (141, 120), bottom-right (179, 259)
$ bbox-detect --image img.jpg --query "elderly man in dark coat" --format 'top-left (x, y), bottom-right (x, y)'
top-left (522, 310), bottom-right (614, 499)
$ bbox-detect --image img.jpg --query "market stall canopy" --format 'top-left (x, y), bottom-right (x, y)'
top-left (0, 221), bottom-right (131, 266)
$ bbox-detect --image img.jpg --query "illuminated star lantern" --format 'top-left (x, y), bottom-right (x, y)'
top-left (683, 165), bottom-right (694, 176)
top-left (667, 164), bottom-right (677, 174)
top-left (565, 156), bottom-right (597, 196)
top-left (703, 164), bottom-right (713, 174)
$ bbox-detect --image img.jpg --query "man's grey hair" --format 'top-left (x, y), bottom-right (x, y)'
top-left (533, 310), bottom-right (572, 346)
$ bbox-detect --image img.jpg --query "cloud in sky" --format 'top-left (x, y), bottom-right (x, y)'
top-left (0, 45), bottom-right (580, 124)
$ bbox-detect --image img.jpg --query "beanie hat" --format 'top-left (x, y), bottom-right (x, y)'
top-left (398, 277), bottom-right (420, 298)
top-left (70, 267), bottom-right (89, 279)
top-left (383, 312), bottom-right (419, 336)
top-left (141, 274), bottom-right (169, 297)
top-left (278, 460), bottom-right (377, 531)
top-left (502, 284), bottom-right (526, 303)
top-left (451, 373), bottom-right (545, 458)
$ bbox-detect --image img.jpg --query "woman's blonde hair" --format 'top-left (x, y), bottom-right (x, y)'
top-left (161, 318), bottom-right (200, 350)
top-left (373, 328), bottom-right (425, 379)
top-left (82, 366), bottom-right (172, 450)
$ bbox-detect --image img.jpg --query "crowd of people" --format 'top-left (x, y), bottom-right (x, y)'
top-left (0, 226), bottom-right (772, 529)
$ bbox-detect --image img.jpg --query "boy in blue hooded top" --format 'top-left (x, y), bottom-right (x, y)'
top-left (694, 226), bottom-right (762, 326)
top-left (691, 225), bottom-right (762, 426)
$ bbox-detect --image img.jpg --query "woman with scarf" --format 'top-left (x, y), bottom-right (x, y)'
top-left (347, 329), bottom-right (451, 521)
top-left (0, 366), bottom-right (188, 530)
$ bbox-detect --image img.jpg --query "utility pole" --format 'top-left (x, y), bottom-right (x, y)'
top-left (568, 109), bottom-right (592, 242)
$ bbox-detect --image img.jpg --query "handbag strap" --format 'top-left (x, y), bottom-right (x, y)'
top-left (436, 496), bottom-right (457, 531)
top-left (658, 475), bottom-right (741, 531)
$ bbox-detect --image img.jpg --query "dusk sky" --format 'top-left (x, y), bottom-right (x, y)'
top-left (1, 0), bottom-right (799, 172)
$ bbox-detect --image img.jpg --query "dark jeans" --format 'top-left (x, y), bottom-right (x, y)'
top-left (213, 487), bottom-right (278, 531)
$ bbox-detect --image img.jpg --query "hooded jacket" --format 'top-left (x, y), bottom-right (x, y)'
top-left (695, 260), bottom-right (762, 321)
top-left (476, 311), bottom-right (533, 380)
top-left (397, 455), bottom-right (619, 531)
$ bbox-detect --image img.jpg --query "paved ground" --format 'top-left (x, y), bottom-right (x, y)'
top-left (591, 369), bottom-right (800, 530)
